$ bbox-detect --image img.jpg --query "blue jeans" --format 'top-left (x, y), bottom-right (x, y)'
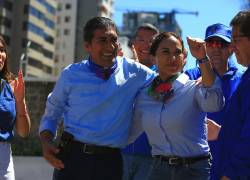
top-left (122, 153), bottom-right (153, 180)
top-left (0, 142), bottom-right (15, 180)
top-left (148, 157), bottom-right (211, 180)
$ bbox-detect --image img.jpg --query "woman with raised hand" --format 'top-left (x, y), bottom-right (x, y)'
top-left (129, 32), bottom-right (224, 180)
top-left (0, 35), bottom-right (31, 180)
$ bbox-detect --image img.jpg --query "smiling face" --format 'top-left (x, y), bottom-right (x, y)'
top-left (133, 29), bottom-right (158, 66)
top-left (0, 41), bottom-right (7, 72)
top-left (154, 35), bottom-right (185, 81)
top-left (84, 27), bottom-right (119, 67)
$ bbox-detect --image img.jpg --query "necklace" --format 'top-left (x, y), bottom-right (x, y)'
top-left (147, 73), bottom-right (180, 102)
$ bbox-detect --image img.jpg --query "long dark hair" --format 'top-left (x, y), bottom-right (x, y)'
top-left (0, 35), bottom-right (14, 82)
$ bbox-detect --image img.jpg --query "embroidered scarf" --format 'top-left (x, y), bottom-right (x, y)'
top-left (88, 57), bottom-right (117, 80)
top-left (147, 73), bottom-right (180, 102)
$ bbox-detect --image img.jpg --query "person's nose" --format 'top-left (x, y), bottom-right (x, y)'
top-left (172, 55), bottom-right (177, 61)
top-left (231, 43), bottom-right (238, 52)
top-left (106, 41), bottom-right (117, 51)
top-left (168, 53), bottom-right (179, 61)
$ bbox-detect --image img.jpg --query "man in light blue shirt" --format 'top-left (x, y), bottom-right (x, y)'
top-left (39, 17), bottom-right (154, 180)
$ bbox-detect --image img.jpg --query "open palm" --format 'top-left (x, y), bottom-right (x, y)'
top-left (13, 70), bottom-right (25, 103)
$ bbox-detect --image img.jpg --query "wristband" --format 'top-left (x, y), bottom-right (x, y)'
top-left (197, 56), bottom-right (209, 64)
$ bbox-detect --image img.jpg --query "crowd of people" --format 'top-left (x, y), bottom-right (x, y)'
top-left (1, 9), bottom-right (250, 180)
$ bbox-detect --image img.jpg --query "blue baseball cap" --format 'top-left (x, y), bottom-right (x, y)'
top-left (205, 23), bottom-right (232, 42)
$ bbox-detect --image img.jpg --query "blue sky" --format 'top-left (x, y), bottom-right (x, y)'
top-left (113, 0), bottom-right (245, 69)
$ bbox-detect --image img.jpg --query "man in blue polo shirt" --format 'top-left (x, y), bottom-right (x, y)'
top-left (122, 23), bottom-right (159, 180)
top-left (185, 23), bottom-right (243, 180)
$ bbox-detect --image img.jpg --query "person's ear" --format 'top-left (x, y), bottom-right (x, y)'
top-left (228, 43), bottom-right (234, 56)
top-left (84, 41), bottom-right (91, 53)
top-left (183, 48), bottom-right (188, 59)
top-left (182, 49), bottom-right (188, 67)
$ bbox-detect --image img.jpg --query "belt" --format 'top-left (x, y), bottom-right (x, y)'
top-left (70, 140), bottom-right (120, 155)
top-left (154, 154), bottom-right (210, 165)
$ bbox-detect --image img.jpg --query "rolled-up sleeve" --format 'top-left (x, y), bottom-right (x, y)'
top-left (195, 76), bottom-right (225, 112)
top-left (39, 71), bottom-right (68, 136)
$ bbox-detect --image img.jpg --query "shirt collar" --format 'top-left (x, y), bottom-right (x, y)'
top-left (213, 58), bottom-right (238, 78)
top-left (172, 73), bottom-right (189, 90)
top-left (149, 65), bottom-right (158, 72)
top-left (87, 56), bottom-right (118, 80)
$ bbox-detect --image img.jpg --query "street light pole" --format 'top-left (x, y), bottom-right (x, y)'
top-left (19, 41), bottom-right (31, 78)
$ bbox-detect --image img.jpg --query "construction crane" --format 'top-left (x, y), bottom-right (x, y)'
top-left (115, 7), bottom-right (199, 17)
top-left (119, 8), bottom-right (198, 37)
top-left (117, 7), bottom-right (198, 56)
top-left (171, 8), bottom-right (199, 17)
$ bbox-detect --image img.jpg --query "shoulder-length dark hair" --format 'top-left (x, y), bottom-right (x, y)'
top-left (0, 35), bottom-right (14, 82)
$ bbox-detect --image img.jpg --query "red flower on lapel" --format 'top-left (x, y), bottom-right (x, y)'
top-left (155, 83), bottom-right (172, 93)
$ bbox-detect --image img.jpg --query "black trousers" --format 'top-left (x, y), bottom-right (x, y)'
top-left (53, 145), bottom-right (123, 180)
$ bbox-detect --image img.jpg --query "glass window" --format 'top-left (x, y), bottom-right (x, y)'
top-left (24, 5), bottom-right (29, 14)
top-left (2, 35), bottom-right (10, 45)
top-left (64, 16), bottom-right (71, 23)
top-left (45, 18), bottom-right (55, 29)
top-left (64, 29), bottom-right (70, 35)
top-left (43, 48), bottom-right (53, 59)
top-left (22, 21), bottom-right (28, 30)
top-left (44, 1), bottom-right (56, 15)
top-left (44, 33), bottom-right (54, 44)
top-left (58, 3), bottom-right (62, 11)
top-left (0, 16), bottom-right (12, 28)
top-left (27, 22), bottom-right (44, 38)
top-left (4, 1), bottom-right (12, 11)
top-left (28, 57), bottom-right (43, 69)
top-left (65, 3), bottom-right (71, 10)
top-left (43, 64), bottom-right (52, 74)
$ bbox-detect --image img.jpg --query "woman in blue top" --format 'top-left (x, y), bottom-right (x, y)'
top-left (0, 36), bottom-right (31, 180)
top-left (129, 32), bottom-right (224, 180)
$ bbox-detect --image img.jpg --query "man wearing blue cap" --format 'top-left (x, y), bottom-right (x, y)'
top-left (185, 23), bottom-right (244, 180)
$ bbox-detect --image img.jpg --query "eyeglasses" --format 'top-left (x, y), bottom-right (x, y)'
top-left (205, 39), bottom-right (230, 48)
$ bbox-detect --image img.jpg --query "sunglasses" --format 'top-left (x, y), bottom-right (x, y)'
top-left (205, 39), bottom-right (230, 48)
